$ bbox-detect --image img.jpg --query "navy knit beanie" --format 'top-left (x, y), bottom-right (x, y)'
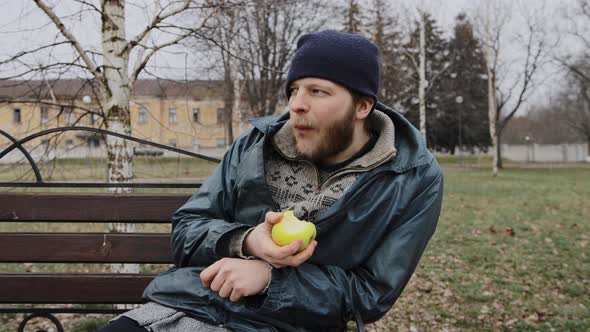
top-left (286, 30), bottom-right (380, 102)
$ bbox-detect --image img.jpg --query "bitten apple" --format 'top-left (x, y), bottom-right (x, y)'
top-left (271, 211), bottom-right (316, 252)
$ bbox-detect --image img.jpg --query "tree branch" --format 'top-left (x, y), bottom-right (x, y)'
top-left (499, 23), bottom-right (544, 131)
top-left (33, 0), bottom-right (102, 81)
top-left (128, 6), bottom-right (218, 85)
top-left (0, 42), bottom-right (71, 66)
top-left (123, 0), bottom-right (191, 57)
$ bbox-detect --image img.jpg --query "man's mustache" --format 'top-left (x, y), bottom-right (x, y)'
top-left (291, 117), bottom-right (315, 129)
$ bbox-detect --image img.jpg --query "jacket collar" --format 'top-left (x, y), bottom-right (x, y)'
top-left (249, 102), bottom-right (431, 173)
top-left (271, 110), bottom-right (396, 171)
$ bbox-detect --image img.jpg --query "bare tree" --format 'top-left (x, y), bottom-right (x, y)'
top-left (237, 0), bottom-right (327, 118)
top-left (398, 10), bottom-right (453, 144)
top-left (418, 12), bottom-right (427, 138)
top-left (343, 0), bottom-right (363, 34)
top-left (216, 5), bottom-right (241, 144)
top-left (1, 1), bottom-right (220, 273)
top-left (561, 64), bottom-right (590, 156)
top-left (473, 0), bottom-right (550, 176)
top-left (557, 0), bottom-right (590, 157)
top-left (367, 0), bottom-right (405, 108)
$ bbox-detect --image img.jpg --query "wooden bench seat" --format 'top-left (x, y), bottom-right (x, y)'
top-left (0, 192), bottom-right (189, 331)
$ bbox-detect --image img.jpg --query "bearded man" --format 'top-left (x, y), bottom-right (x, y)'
top-left (99, 30), bottom-right (443, 332)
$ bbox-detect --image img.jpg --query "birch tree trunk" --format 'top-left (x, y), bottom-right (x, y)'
top-left (223, 64), bottom-right (235, 144)
top-left (232, 59), bottom-right (245, 134)
top-left (418, 12), bottom-right (427, 141)
top-left (31, 0), bottom-right (218, 279)
top-left (485, 47), bottom-right (499, 177)
top-left (102, 0), bottom-right (137, 274)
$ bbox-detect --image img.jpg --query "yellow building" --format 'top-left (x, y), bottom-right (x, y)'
top-left (0, 79), bottom-right (249, 159)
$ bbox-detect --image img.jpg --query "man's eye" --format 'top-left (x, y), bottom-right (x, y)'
top-left (289, 87), bottom-right (299, 95)
top-left (311, 89), bottom-right (326, 95)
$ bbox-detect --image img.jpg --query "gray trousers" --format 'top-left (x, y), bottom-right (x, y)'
top-left (119, 302), bottom-right (231, 332)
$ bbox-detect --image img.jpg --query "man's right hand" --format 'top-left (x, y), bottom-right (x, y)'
top-left (243, 211), bottom-right (317, 268)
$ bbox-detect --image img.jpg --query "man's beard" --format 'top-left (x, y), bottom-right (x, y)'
top-left (292, 105), bottom-right (356, 162)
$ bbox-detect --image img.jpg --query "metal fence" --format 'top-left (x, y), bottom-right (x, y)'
top-left (501, 143), bottom-right (589, 163)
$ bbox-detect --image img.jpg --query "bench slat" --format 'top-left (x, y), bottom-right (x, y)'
top-left (0, 273), bottom-right (156, 303)
top-left (0, 193), bottom-right (190, 222)
top-left (0, 233), bottom-right (172, 263)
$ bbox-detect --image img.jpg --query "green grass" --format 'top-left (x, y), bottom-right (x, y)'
top-left (375, 157), bottom-right (590, 332)
top-left (1, 156), bottom-right (589, 331)
top-left (0, 156), bottom-right (218, 188)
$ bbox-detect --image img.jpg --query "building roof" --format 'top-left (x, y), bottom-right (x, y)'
top-left (0, 79), bottom-right (224, 101)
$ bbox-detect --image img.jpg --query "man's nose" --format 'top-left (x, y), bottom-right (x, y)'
top-left (288, 90), bottom-right (309, 114)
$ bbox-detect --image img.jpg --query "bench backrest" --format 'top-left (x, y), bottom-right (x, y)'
top-left (0, 192), bottom-right (190, 304)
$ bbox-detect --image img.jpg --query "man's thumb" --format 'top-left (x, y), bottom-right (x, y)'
top-left (265, 211), bottom-right (284, 224)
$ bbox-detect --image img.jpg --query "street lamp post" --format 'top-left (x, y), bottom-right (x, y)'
top-left (524, 135), bottom-right (531, 163)
top-left (455, 95), bottom-right (464, 166)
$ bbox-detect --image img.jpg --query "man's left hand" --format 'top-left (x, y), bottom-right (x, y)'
top-left (200, 258), bottom-right (271, 302)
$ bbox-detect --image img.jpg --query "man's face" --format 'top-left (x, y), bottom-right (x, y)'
top-left (287, 77), bottom-right (357, 162)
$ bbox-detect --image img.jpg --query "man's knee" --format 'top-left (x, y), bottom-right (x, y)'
top-left (97, 316), bottom-right (148, 332)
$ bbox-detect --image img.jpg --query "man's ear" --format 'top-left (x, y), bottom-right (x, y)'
top-left (355, 96), bottom-right (374, 120)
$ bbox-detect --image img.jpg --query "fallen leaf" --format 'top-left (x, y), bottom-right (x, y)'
top-left (416, 281), bottom-right (433, 293)
top-left (505, 318), bottom-right (518, 326)
top-left (443, 289), bottom-right (453, 297)
top-left (525, 313), bottom-right (540, 325)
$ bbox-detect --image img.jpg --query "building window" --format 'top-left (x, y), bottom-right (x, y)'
top-left (217, 108), bottom-right (225, 124)
top-left (13, 108), bottom-right (21, 124)
top-left (193, 138), bottom-right (200, 148)
top-left (40, 106), bottom-right (48, 125)
top-left (90, 112), bottom-right (99, 126)
top-left (64, 107), bottom-right (73, 125)
top-left (87, 137), bottom-right (100, 148)
top-left (192, 108), bottom-right (200, 123)
top-left (65, 139), bottom-right (74, 149)
top-left (138, 107), bottom-right (148, 124)
top-left (169, 139), bottom-right (177, 147)
top-left (169, 108), bottom-right (177, 124)
top-left (216, 138), bottom-right (226, 148)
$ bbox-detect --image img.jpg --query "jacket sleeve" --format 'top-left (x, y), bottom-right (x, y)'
top-left (171, 131), bottom-right (257, 268)
top-left (248, 161), bottom-right (444, 328)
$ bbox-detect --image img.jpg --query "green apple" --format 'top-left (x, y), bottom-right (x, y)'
top-left (271, 211), bottom-right (317, 252)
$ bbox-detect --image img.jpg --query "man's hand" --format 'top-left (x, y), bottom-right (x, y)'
top-left (243, 211), bottom-right (317, 268)
top-left (200, 258), bottom-right (271, 302)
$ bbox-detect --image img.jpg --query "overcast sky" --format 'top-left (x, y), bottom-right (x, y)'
top-left (0, 0), bottom-right (583, 113)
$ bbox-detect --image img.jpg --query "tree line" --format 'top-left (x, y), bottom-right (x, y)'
top-left (0, 0), bottom-right (587, 181)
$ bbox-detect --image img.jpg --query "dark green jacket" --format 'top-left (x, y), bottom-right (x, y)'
top-left (142, 103), bottom-right (444, 332)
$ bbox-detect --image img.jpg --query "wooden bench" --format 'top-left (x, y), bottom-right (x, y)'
top-left (0, 192), bottom-right (189, 332)
top-left (0, 191), bottom-right (367, 332)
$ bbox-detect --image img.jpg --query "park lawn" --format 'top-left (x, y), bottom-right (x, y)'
top-left (0, 157), bottom-right (589, 331)
top-left (0, 156), bottom-right (218, 187)
top-left (372, 162), bottom-right (590, 332)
